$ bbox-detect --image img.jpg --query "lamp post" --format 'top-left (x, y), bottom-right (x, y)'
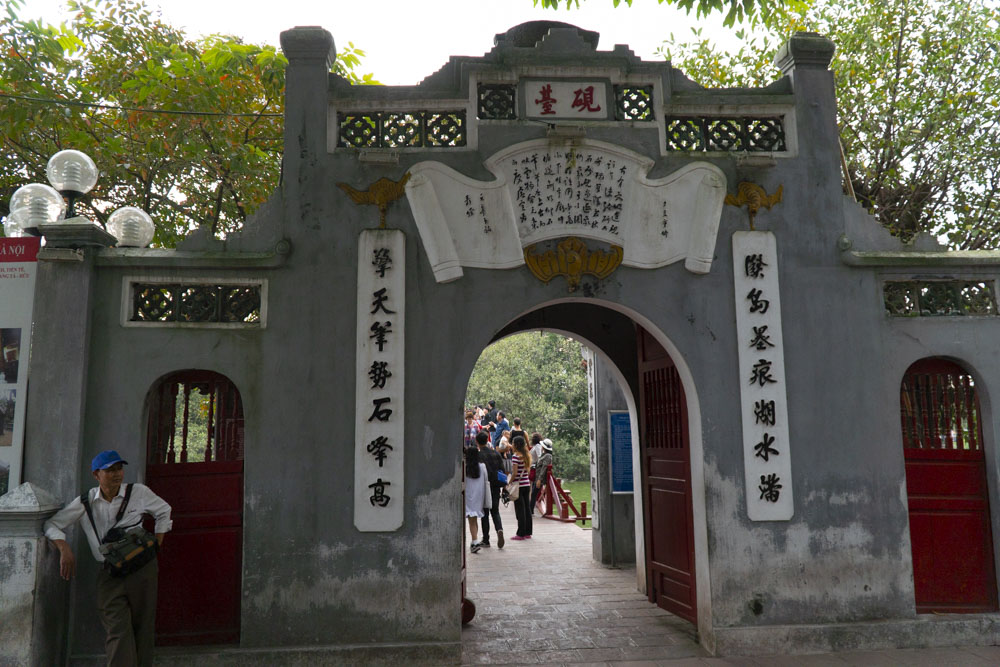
top-left (4, 149), bottom-right (155, 248)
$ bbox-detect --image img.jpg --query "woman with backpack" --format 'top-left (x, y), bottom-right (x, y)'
top-left (464, 445), bottom-right (490, 553)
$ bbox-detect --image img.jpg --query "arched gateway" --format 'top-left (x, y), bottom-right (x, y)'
top-left (13, 20), bottom-right (1000, 665)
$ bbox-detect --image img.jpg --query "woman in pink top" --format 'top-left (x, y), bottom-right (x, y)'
top-left (509, 435), bottom-right (533, 540)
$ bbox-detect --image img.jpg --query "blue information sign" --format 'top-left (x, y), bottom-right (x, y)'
top-left (608, 411), bottom-right (633, 494)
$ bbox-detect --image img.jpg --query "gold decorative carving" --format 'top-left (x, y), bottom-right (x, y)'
top-left (338, 173), bottom-right (411, 228)
top-left (724, 181), bottom-right (783, 230)
top-left (524, 237), bottom-right (623, 292)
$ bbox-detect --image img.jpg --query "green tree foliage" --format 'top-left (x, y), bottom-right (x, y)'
top-left (1, 0), bottom-right (374, 246)
top-left (660, 0), bottom-right (1000, 248)
top-left (466, 332), bottom-right (591, 480)
top-left (535, 0), bottom-right (788, 28)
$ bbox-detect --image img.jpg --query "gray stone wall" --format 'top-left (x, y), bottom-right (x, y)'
top-left (15, 21), bottom-right (1000, 660)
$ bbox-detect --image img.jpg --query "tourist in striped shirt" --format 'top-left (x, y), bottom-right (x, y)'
top-left (509, 435), bottom-right (533, 540)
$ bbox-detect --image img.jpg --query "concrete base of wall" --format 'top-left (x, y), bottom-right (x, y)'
top-left (70, 641), bottom-right (462, 666)
top-left (710, 614), bottom-right (1000, 656)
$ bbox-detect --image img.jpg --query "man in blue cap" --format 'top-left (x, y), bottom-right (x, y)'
top-left (44, 450), bottom-right (172, 667)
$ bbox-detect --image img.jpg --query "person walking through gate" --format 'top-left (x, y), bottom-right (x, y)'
top-left (476, 429), bottom-right (505, 548)
top-left (43, 450), bottom-right (172, 667)
top-left (464, 445), bottom-right (490, 553)
top-left (531, 438), bottom-right (553, 517)
top-left (509, 435), bottom-right (533, 540)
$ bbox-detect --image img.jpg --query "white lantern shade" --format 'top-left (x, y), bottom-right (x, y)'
top-left (7, 183), bottom-right (66, 234)
top-left (107, 206), bottom-right (155, 247)
top-left (46, 149), bottom-right (99, 194)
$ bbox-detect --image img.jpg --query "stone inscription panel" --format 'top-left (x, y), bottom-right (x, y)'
top-left (733, 231), bottom-right (792, 521)
top-left (493, 147), bottom-right (630, 247)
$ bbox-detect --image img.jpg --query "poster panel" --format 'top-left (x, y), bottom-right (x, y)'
top-left (0, 237), bottom-right (40, 495)
top-left (608, 410), bottom-right (633, 494)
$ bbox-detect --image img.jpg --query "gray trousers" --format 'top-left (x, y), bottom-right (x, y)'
top-left (96, 558), bottom-right (158, 667)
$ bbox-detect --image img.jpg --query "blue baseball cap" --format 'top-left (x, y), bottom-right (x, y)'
top-left (92, 450), bottom-right (128, 471)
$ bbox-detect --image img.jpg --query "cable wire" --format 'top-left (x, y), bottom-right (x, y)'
top-left (0, 91), bottom-right (282, 117)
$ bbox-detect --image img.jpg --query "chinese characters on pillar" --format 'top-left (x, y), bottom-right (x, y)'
top-left (525, 81), bottom-right (609, 120)
top-left (355, 229), bottom-right (405, 531)
top-left (584, 348), bottom-right (600, 530)
top-left (732, 232), bottom-right (792, 520)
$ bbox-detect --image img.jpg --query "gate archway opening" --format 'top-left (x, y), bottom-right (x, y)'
top-left (144, 369), bottom-right (245, 646)
top-left (459, 300), bottom-right (710, 636)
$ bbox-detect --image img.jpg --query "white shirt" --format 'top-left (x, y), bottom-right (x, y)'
top-left (530, 443), bottom-right (543, 464)
top-left (43, 483), bottom-right (172, 562)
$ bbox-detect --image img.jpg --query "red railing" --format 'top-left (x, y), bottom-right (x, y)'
top-left (534, 465), bottom-right (591, 524)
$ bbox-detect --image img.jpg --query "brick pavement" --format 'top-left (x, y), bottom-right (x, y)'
top-left (461, 501), bottom-right (1000, 666)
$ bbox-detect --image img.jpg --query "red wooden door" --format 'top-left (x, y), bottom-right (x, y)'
top-left (901, 358), bottom-right (998, 613)
top-left (145, 371), bottom-right (244, 645)
top-left (638, 327), bottom-right (696, 624)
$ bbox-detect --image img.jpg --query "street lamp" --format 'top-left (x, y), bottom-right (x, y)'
top-left (5, 149), bottom-right (155, 249)
top-left (107, 206), bottom-right (155, 248)
top-left (4, 184), bottom-right (65, 237)
top-left (45, 150), bottom-right (98, 218)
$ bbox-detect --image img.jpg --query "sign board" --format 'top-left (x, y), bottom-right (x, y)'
top-left (355, 229), bottom-right (405, 531)
top-left (523, 79), bottom-right (611, 120)
top-left (733, 231), bottom-right (792, 520)
top-left (406, 139), bottom-right (727, 283)
top-left (0, 237), bottom-right (40, 495)
top-left (608, 410), bottom-right (633, 494)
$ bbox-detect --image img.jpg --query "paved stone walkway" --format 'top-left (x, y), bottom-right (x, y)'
top-left (461, 501), bottom-right (1000, 666)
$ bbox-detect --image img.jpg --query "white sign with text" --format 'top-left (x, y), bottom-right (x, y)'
top-left (406, 139), bottom-right (727, 283)
top-left (733, 231), bottom-right (793, 521)
top-left (355, 229), bottom-right (406, 531)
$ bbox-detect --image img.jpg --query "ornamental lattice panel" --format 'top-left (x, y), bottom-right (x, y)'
top-left (614, 86), bottom-right (654, 121)
top-left (666, 116), bottom-right (787, 152)
top-left (477, 84), bottom-right (517, 120)
top-left (131, 283), bottom-right (262, 325)
top-left (338, 111), bottom-right (467, 148)
top-left (883, 281), bottom-right (997, 317)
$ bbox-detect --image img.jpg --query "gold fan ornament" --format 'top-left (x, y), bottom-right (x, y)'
top-left (524, 237), bottom-right (623, 292)
top-left (724, 181), bottom-right (783, 230)
top-left (338, 173), bottom-right (411, 228)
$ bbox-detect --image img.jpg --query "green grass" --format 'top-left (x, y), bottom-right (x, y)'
top-left (558, 479), bottom-right (592, 528)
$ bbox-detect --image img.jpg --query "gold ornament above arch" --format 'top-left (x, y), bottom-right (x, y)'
top-left (524, 236), bottom-right (623, 292)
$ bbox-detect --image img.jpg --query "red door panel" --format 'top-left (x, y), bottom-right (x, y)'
top-left (147, 460), bottom-right (243, 645)
top-left (638, 327), bottom-right (696, 625)
top-left (145, 370), bottom-right (245, 646)
top-left (901, 359), bottom-right (998, 613)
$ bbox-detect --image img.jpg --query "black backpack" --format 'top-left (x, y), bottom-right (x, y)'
top-left (480, 447), bottom-right (503, 485)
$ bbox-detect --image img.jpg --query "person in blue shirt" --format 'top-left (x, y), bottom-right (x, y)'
top-left (492, 411), bottom-right (510, 447)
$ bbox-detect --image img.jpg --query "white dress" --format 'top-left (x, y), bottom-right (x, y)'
top-left (464, 462), bottom-right (490, 518)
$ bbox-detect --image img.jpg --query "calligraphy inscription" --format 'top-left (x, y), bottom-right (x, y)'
top-left (733, 231), bottom-right (792, 521)
top-left (466, 148), bottom-right (629, 245)
top-left (356, 229), bottom-right (406, 531)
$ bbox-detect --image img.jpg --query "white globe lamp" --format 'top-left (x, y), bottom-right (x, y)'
top-left (107, 206), bottom-right (155, 247)
top-left (6, 183), bottom-right (66, 236)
